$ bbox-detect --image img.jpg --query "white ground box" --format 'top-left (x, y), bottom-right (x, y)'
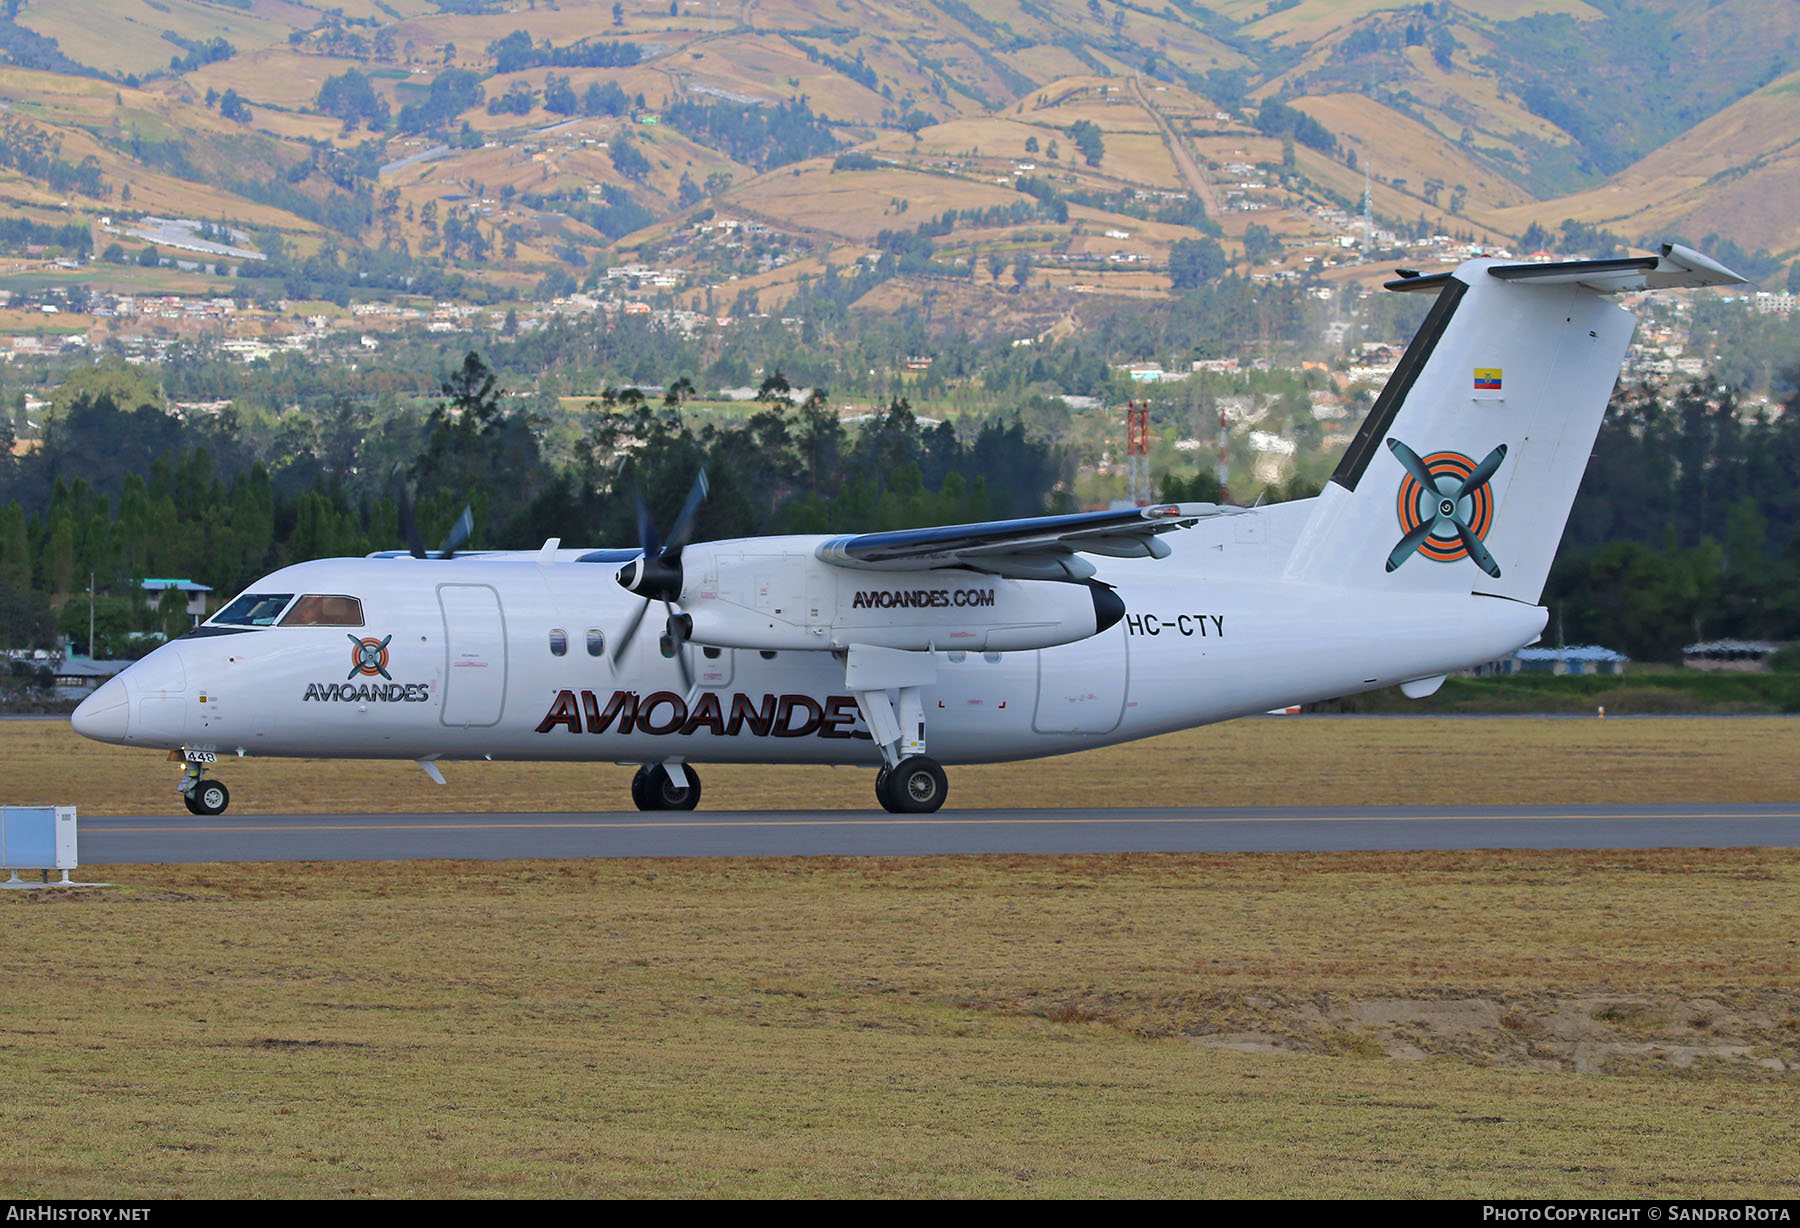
top-left (1, 806), bottom-right (78, 875)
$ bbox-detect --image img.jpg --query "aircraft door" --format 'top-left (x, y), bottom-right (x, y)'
top-left (437, 583), bottom-right (508, 727)
top-left (1031, 623), bottom-right (1128, 734)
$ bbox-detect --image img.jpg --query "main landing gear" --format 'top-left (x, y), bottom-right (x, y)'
top-left (631, 762), bottom-right (702, 811)
top-left (178, 758), bottom-right (231, 816)
top-left (874, 756), bottom-right (948, 814)
top-left (844, 644), bottom-right (950, 815)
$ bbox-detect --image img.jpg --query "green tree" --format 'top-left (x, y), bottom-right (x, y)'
top-left (1067, 119), bottom-right (1105, 167)
top-left (0, 580), bottom-right (51, 649)
top-left (411, 352), bottom-right (551, 546)
top-left (1168, 237), bottom-right (1227, 289)
top-left (0, 501), bottom-right (29, 590)
top-left (1243, 223), bottom-right (1281, 265)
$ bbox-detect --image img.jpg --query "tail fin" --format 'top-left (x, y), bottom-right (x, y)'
top-left (1283, 244), bottom-right (1744, 603)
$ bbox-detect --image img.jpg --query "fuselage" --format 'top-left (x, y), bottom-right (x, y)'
top-left (72, 500), bottom-right (1546, 767)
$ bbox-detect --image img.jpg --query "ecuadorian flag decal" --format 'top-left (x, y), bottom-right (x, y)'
top-left (1474, 367), bottom-right (1503, 391)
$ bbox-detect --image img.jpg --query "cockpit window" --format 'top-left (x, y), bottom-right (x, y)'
top-left (210, 593), bottom-right (295, 627)
top-left (280, 595), bottom-right (365, 627)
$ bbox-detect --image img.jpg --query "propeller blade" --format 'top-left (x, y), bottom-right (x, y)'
top-left (1455, 444), bottom-right (1508, 500)
top-left (1384, 519), bottom-right (1439, 572)
top-left (1385, 437), bottom-right (1443, 493)
top-left (397, 484), bottom-right (427, 559)
top-left (439, 506), bottom-right (474, 558)
top-left (664, 470), bottom-right (710, 557)
top-left (613, 597), bottom-right (650, 665)
top-left (1453, 520), bottom-right (1503, 578)
top-left (633, 486), bottom-right (661, 559)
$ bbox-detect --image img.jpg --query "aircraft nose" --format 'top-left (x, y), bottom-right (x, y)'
top-left (71, 674), bottom-right (130, 744)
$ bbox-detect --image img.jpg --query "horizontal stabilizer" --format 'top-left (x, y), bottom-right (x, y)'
top-left (1388, 243), bottom-right (1747, 295)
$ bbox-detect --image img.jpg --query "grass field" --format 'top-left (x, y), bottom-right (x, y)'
top-left (2, 849), bottom-right (1796, 1197)
top-left (3, 716), bottom-right (1798, 1196)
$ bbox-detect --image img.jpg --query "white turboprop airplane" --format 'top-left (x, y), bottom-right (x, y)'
top-left (71, 245), bottom-right (1743, 815)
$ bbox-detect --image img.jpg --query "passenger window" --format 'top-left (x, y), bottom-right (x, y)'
top-left (211, 593), bottom-right (294, 627)
top-left (702, 646), bottom-right (722, 660)
top-left (280, 595), bottom-right (365, 627)
top-left (760, 650), bottom-right (778, 660)
top-left (947, 651), bottom-right (966, 663)
top-left (983, 652), bottom-right (1003, 663)
top-left (549, 629), bottom-right (568, 657)
top-left (586, 629), bottom-right (606, 657)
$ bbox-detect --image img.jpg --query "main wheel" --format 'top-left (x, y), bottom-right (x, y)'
top-left (630, 765), bottom-right (653, 811)
top-left (877, 756), bottom-right (947, 814)
top-left (188, 779), bottom-right (230, 816)
top-left (642, 764), bottom-right (701, 811)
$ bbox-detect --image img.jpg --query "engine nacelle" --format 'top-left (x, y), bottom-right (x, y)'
top-left (676, 537), bottom-right (1124, 653)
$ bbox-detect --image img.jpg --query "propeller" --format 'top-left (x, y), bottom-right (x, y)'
top-left (612, 470), bottom-right (710, 688)
top-left (396, 477), bottom-right (428, 559)
top-left (395, 474), bottom-right (474, 560)
top-left (438, 506), bottom-right (474, 558)
top-left (1385, 438), bottom-right (1506, 578)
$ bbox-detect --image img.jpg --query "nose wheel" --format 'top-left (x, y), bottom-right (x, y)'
top-left (179, 764), bottom-right (231, 816)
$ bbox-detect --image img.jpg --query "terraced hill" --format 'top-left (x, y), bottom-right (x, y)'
top-left (0, 0), bottom-right (1791, 318)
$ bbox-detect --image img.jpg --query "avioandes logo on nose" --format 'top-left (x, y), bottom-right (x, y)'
top-left (306, 637), bottom-right (428, 702)
top-left (300, 634), bottom-right (431, 704)
top-left (348, 634), bottom-right (393, 680)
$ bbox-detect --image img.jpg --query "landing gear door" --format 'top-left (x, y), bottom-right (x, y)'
top-left (438, 583), bottom-right (507, 728)
top-left (1032, 623), bottom-right (1128, 734)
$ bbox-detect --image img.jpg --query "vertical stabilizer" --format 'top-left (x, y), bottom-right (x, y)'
top-left (1283, 244), bottom-right (1744, 604)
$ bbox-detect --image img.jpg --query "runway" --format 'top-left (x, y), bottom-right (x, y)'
top-left (72, 803), bottom-right (1800, 863)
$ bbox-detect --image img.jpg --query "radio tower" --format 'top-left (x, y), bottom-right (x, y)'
top-left (1125, 400), bottom-right (1151, 506)
top-left (1361, 166), bottom-right (1373, 264)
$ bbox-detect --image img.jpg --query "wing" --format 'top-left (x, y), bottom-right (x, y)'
top-left (814, 502), bottom-right (1239, 581)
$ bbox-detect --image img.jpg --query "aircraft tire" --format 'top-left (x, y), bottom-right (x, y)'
top-left (646, 764), bottom-right (701, 811)
top-left (189, 780), bottom-right (230, 816)
top-left (630, 765), bottom-right (654, 811)
top-left (880, 756), bottom-right (947, 814)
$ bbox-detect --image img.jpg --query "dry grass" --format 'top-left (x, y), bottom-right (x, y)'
top-left (6, 713), bottom-right (1798, 1196)
top-left (733, 165), bottom-right (1027, 243)
top-left (1, 849), bottom-right (1795, 1197)
top-left (12, 716), bottom-right (1800, 816)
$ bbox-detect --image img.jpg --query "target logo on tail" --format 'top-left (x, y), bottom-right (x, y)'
top-left (1386, 438), bottom-right (1506, 578)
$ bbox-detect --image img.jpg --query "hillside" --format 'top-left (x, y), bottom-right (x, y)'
top-left (0, 0), bottom-right (1792, 328)
top-left (1493, 67), bottom-right (1800, 261)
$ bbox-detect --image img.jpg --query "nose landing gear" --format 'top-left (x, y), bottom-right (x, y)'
top-left (177, 755), bottom-right (231, 816)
